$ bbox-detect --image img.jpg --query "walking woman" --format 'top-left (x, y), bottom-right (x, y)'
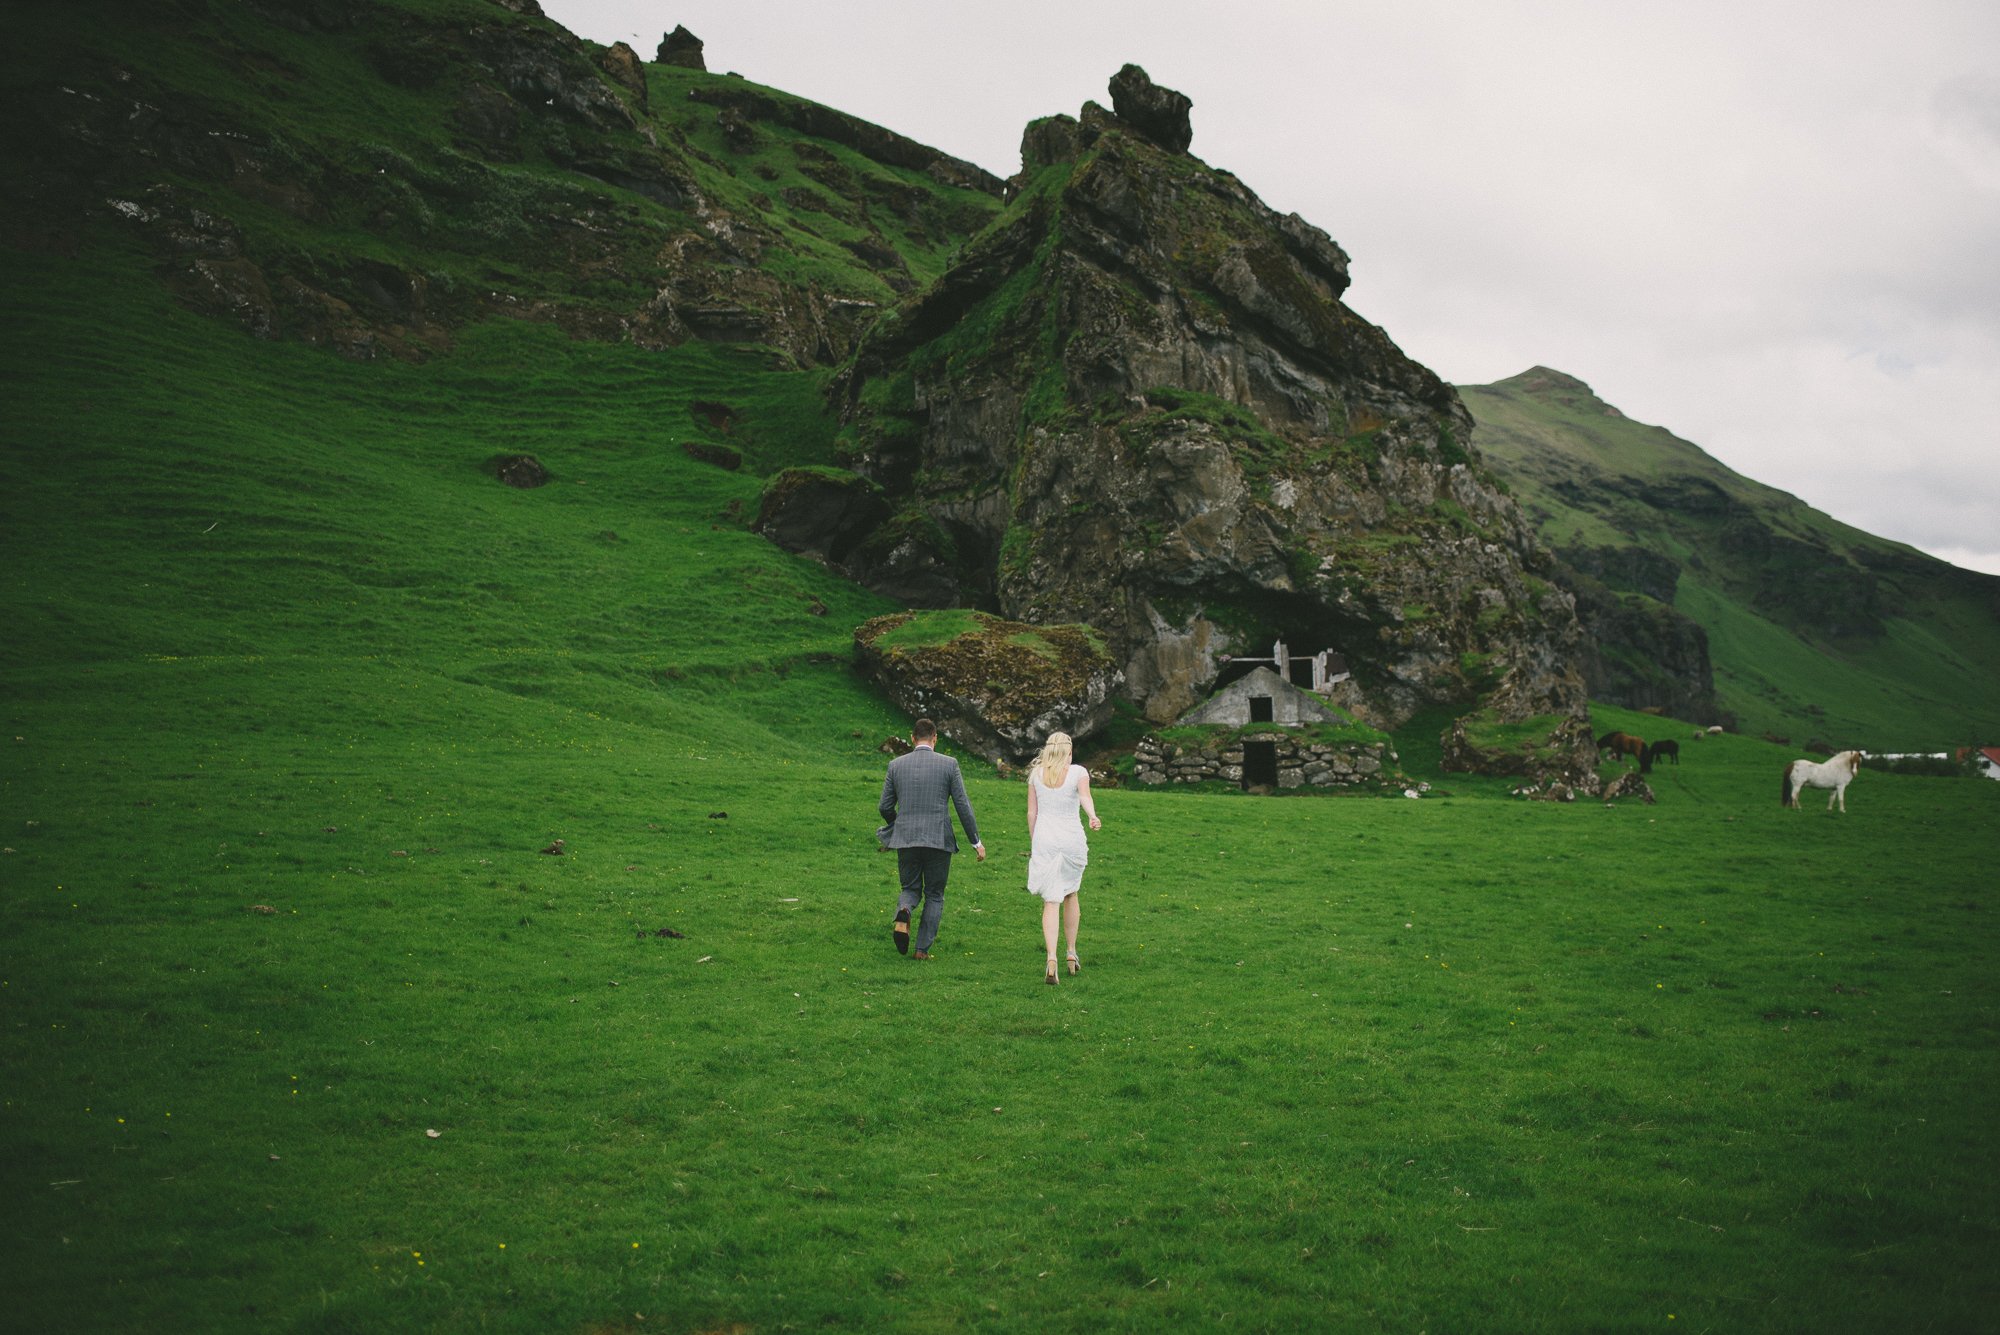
top-left (1025, 731), bottom-right (1100, 985)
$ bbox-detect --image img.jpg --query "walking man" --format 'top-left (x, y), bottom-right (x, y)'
top-left (878, 718), bottom-right (985, 960)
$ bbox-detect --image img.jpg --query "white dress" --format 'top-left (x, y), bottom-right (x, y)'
top-left (1027, 764), bottom-right (1090, 902)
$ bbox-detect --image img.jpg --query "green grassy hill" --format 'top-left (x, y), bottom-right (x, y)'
top-left (1461, 368), bottom-right (2000, 750)
top-left (4, 6), bottom-right (1998, 1331)
top-left (3, 0), bottom-right (999, 363)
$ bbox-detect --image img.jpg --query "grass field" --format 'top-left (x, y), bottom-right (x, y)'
top-left (5, 244), bottom-right (1999, 1332)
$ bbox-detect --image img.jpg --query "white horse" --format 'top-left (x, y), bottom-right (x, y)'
top-left (1781, 750), bottom-right (1864, 812)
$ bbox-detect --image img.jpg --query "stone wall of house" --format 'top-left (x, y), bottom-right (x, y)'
top-left (1132, 729), bottom-right (1397, 790)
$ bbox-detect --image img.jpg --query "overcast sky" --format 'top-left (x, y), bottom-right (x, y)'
top-left (541, 0), bottom-right (2000, 576)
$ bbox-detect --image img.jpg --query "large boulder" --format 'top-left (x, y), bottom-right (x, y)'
top-left (1107, 64), bottom-right (1192, 153)
top-left (596, 41), bottom-right (648, 110)
top-left (656, 24), bottom-right (705, 70)
top-left (854, 611), bottom-right (1123, 764)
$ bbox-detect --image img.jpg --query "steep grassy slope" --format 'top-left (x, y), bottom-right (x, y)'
top-left (1462, 368), bottom-right (2000, 749)
top-left (1, 237), bottom-right (896, 738)
top-left (2, 0), bottom-right (1001, 362)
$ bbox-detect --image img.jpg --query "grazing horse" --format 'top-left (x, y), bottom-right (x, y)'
top-left (1781, 750), bottom-right (1864, 812)
top-left (1598, 731), bottom-right (1646, 767)
top-left (1643, 739), bottom-right (1680, 771)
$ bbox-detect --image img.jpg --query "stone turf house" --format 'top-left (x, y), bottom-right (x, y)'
top-left (1174, 664), bottom-right (1344, 728)
top-left (1132, 646), bottom-right (1393, 792)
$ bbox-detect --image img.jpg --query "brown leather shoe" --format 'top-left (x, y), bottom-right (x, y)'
top-left (912, 949), bottom-right (931, 960)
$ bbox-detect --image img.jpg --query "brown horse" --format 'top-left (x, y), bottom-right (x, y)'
top-left (1598, 731), bottom-right (1646, 767)
top-left (1642, 739), bottom-right (1679, 772)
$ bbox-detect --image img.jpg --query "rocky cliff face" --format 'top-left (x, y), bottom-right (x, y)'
top-left (807, 68), bottom-right (1593, 782)
top-left (1553, 551), bottom-right (1717, 724)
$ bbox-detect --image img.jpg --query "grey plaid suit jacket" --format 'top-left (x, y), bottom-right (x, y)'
top-left (878, 746), bottom-right (981, 853)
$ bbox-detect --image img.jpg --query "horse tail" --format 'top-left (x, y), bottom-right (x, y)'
top-left (1780, 763), bottom-right (1794, 808)
top-left (1640, 743), bottom-right (1653, 773)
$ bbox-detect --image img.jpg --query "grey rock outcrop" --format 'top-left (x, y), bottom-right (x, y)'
top-left (1107, 63), bottom-right (1192, 153)
top-left (656, 25), bottom-right (705, 70)
top-left (816, 67), bottom-right (1594, 785)
top-left (1602, 771), bottom-right (1657, 805)
top-left (596, 41), bottom-right (648, 110)
top-left (1558, 560), bottom-right (1717, 723)
top-left (490, 453), bottom-right (550, 488)
top-left (755, 468), bottom-right (889, 564)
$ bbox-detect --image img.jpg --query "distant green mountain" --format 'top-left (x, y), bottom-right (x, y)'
top-left (1461, 368), bottom-right (2000, 750)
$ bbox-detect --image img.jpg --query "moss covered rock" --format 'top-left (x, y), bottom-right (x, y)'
top-left (854, 610), bottom-right (1122, 763)
top-left (1440, 710), bottom-right (1602, 796)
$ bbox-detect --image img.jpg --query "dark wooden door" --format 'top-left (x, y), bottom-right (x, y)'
top-left (1243, 740), bottom-right (1277, 789)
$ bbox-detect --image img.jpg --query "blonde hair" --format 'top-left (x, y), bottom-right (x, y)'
top-left (1034, 732), bottom-right (1073, 787)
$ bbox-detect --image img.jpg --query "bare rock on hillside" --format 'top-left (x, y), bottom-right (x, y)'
top-left (450, 82), bottom-right (521, 157)
top-left (1557, 556), bottom-right (1718, 723)
top-left (855, 612), bottom-right (1123, 764)
top-left (596, 41), bottom-right (648, 110)
top-left (657, 25), bottom-right (705, 70)
top-left (467, 24), bottom-right (635, 133)
top-left (491, 453), bottom-right (551, 488)
top-left (1019, 115), bottom-right (1083, 173)
top-left (1107, 64), bottom-right (1193, 153)
top-left (1601, 771), bottom-right (1656, 805)
top-left (716, 104), bottom-right (758, 154)
top-left (1442, 714), bottom-right (1602, 797)
top-left (755, 468), bottom-right (890, 563)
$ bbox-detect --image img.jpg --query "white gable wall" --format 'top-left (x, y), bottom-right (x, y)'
top-left (1175, 665), bottom-right (1342, 727)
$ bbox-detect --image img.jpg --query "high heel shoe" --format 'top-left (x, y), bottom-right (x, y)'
top-left (1045, 957), bottom-right (1059, 986)
top-left (1066, 952), bottom-right (1080, 976)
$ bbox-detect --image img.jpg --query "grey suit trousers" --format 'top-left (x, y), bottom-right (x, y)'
top-left (896, 847), bottom-right (951, 953)
top-left (879, 747), bottom-right (980, 954)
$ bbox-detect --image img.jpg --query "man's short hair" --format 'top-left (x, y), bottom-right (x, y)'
top-left (911, 718), bottom-right (938, 742)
